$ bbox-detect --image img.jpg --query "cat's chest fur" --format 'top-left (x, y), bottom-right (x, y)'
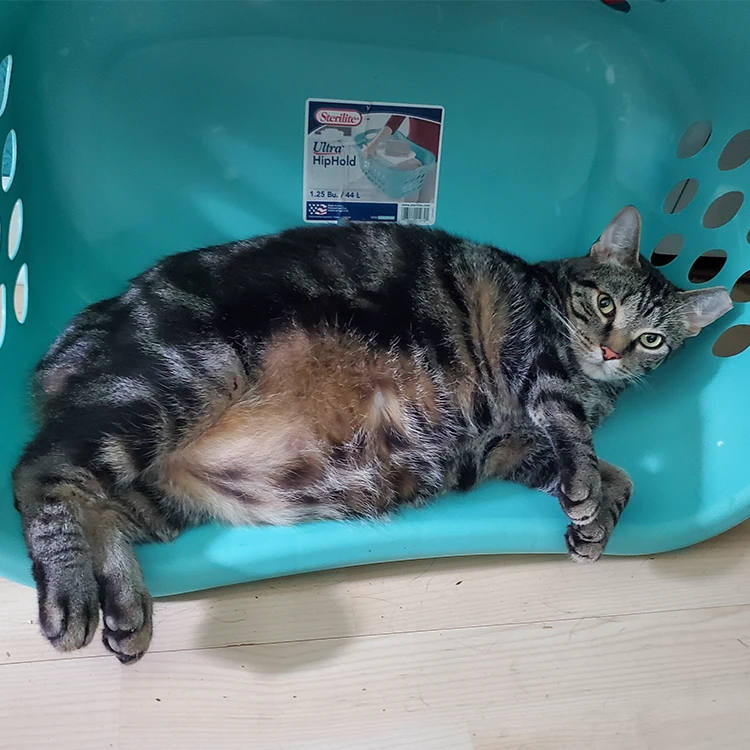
top-left (455, 303), bottom-right (619, 491)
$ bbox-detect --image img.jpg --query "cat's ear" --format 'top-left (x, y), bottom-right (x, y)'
top-left (679, 286), bottom-right (734, 337)
top-left (590, 206), bottom-right (641, 267)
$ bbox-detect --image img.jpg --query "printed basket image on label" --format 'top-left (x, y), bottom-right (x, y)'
top-left (304, 99), bottom-right (444, 226)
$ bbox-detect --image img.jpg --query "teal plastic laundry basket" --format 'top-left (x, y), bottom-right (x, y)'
top-left (0, 0), bottom-right (749, 596)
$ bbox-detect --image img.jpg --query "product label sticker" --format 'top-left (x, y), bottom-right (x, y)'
top-left (304, 98), bottom-right (444, 225)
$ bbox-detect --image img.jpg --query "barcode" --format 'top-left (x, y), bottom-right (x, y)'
top-left (398, 203), bottom-right (432, 225)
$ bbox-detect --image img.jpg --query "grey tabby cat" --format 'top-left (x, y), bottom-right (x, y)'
top-left (13, 206), bottom-right (732, 663)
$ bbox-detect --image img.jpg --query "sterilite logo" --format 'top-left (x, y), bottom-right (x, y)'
top-left (314, 108), bottom-right (363, 127)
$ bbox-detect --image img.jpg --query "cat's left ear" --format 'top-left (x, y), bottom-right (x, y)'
top-left (679, 287), bottom-right (734, 337)
top-left (590, 206), bottom-right (641, 267)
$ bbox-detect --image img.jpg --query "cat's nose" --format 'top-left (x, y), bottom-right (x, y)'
top-left (601, 345), bottom-right (622, 361)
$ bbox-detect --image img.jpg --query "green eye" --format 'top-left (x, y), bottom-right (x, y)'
top-left (639, 332), bottom-right (665, 349)
top-left (597, 294), bottom-right (615, 316)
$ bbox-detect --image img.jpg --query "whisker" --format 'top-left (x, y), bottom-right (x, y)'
top-left (620, 365), bottom-right (652, 391)
top-left (546, 303), bottom-right (591, 351)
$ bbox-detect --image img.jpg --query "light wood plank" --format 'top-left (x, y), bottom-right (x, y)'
top-left (1, 526), bottom-right (749, 748)
top-left (5, 606), bottom-right (747, 749)
top-left (114, 606), bottom-right (748, 749)
top-left (0, 658), bottom-right (121, 750)
top-left (2, 521), bottom-right (750, 665)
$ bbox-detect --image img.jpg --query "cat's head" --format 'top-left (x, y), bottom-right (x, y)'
top-left (563, 206), bottom-right (733, 384)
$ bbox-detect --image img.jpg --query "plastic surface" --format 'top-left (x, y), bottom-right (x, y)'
top-left (0, 1), bottom-right (748, 596)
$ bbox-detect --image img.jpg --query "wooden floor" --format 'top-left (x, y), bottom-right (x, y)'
top-left (1, 523), bottom-right (750, 750)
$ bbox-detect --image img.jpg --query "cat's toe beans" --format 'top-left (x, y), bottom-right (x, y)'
top-left (103, 628), bottom-right (151, 665)
top-left (100, 588), bottom-right (153, 664)
top-left (102, 596), bottom-right (146, 633)
top-left (103, 622), bottom-right (151, 664)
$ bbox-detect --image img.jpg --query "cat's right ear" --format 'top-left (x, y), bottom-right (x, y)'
top-left (678, 286), bottom-right (734, 337)
top-left (590, 206), bottom-right (642, 267)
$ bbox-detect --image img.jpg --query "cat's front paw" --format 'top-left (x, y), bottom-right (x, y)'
top-left (559, 463), bottom-right (602, 525)
top-left (565, 520), bottom-right (607, 563)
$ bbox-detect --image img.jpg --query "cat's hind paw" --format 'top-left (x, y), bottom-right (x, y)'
top-left (34, 559), bottom-right (100, 652)
top-left (99, 577), bottom-right (153, 665)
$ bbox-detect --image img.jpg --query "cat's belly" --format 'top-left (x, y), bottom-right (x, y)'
top-left (154, 326), bottom-right (459, 526)
top-left (156, 402), bottom-right (456, 526)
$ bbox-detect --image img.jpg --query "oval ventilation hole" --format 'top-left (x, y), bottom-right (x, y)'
top-left (677, 120), bottom-right (712, 159)
top-left (688, 249), bottom-right (727, 284)
top-left (650, 233), bottom-right (684, 267)
top-left (731, 271), bottom-right (750, 303)
top-left (0, 283), bottom-right (5, 349)
top-left (703, 191), bottom-right (744, 229)
top-left (663, 178), bottom-right (699, 214)
top-left (599, 0), bottom-right (631, 12)
top-left (713, 324), bottom-right (750, 358)
top-left (2, 128), bottom-right (16, 192)
top-left (0, 55), bottom-right (11, 119)
top-left (718, 130), bottom-right (750, 171)
top-left (8, 197), bottom-right (22, 260)
top-left (14, 262), bottom-right (27, 324)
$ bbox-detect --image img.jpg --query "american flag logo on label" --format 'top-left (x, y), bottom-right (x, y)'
top-left (309, 203), bottom-right (328, 216)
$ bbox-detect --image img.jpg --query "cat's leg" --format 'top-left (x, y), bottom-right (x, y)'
top-left (524, 364), bottom-right (601, 525)
top-left (88, 512), bottom-right (154, 663)
top-left (14, 449), bottom-right (100, 653)
top-left (503, 449), bottom-right (630, 562)
top-left (13, 433), bottom-right (174, 663)
top-left (565, 459), bottom-right (632, 563)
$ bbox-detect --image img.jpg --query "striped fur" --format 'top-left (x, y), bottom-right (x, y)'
top-left (13, 206), bottom-right (732, 663)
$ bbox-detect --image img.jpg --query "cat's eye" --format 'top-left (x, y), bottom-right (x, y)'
top-left (639, 332), bottom-right (665, 349)
top-left (597, 293), bottom-right (616, 317)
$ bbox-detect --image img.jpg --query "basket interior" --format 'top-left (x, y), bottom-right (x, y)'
top-left (0, 0), bottom-right (748, 594)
